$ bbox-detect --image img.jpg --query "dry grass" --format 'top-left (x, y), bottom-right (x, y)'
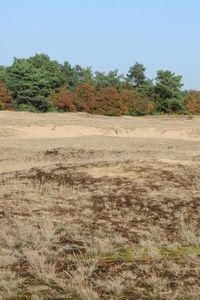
top-left (0, 112), bottom-right (200, 299)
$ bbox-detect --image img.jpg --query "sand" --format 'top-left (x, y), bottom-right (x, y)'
top-left (0, 111), bottom-right (200, 299)
top-left (0, 111), bottom-right (200, 174)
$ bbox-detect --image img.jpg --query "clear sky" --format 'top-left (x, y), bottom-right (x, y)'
top-left (1, 0), bottom-right (200, 89)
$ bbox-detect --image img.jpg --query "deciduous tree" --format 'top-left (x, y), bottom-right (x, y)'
top-left (185, 90), bottom-right (200, 114)
top-left (75, 83), bottom-right (96, 112)
top-left (0, 81), bottom-right (13, 110)
top-left (90, 87), bottom-right (124, 116)
top-left (50, 86), bottom-right (75, 112)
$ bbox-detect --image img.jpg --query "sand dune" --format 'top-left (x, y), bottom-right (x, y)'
top-left (0, 111), bottom-right (200, 141)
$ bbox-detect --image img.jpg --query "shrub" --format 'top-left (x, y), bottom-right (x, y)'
top-left (0, 101), bottom-right (5, 110)
top-left (16, 104), bottom-right (38, 113)
top-left (130, 97), bottom-right (155, 116)
top-left (75, 83), bottom-right (96, 112)
top-left (166, 97), bottom-right (185, 114)
top-left (121, 89), bottom-right (155, 115)
top-left (90, 87), bottom-right (125, 116)
top-left (155, 95), bottom-right (185, 113)
top-left (0, 81), bottom-right (13, 110)
top-left (120, 89), bottom-right (138, 114)
top-left (185, 91), bottom-right (200, 114)
top-left (32, 96), bottom-right (52, 112)
top-left (50, 86), bottom-right (75, 112)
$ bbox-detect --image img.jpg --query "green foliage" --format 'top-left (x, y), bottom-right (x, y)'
top-left (16, 104), bottom-right (38, 113)
top-left (32, 96), bottom-right (52, 112)
top-left (107, 247), bottom-right (134, 262)
top-left (166, 97), bottom-right (185, 113)
top-left (155, 70), bottom-right (184, 112)
top-left (0, 101), bottom-right (5, 110)
top-left (1, 53), bottom-right (198, 115)
top-left (61, 64), bottom-right (94, 90)
top-left (61, 61), bottom-right (78, 89)
top-left (127, 62), bottom-right (146, 87)
top-left (126, 63), bottom-right (155, 100)
top-left (0, 66), bottom-right (6, 81)
top-left (94, 70), bottom-right (123, 90)
top-left (137, 79), bottom-right (155, 97)
top-left (75, 65), bottom-right (94, 85)
top-left (155, 95), bottom-right (185, 113)
top-left (5, 54), bottom-right (63, 110)
top-left (155, 70), bottom-right (183, 98)
top-left (28, 53), bottom-right (64, 89)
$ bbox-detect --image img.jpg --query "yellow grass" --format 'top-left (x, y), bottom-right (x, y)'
top-left (0, 111), bottom-right (200, 299)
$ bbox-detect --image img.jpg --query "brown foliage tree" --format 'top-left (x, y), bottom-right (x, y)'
top-left (50, 86), bottom-right (76, 112)
top-left (130, 96), bottom-right (155, 115)
top-left (90, 87), bottom-right (125, 116)
top-left (75, 83), bottom-right (96, 112)
top-left (120, 89), bottom-right (140, 114)
top-left (185, 90), bottom-right (200, 114)
top-left (0, 81), bottom-right (13, 110)
top-left (120, 89), bottom-right (155, 115)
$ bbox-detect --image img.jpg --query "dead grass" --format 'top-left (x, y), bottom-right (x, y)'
top-left (0, 112), bottom-right (200, 299)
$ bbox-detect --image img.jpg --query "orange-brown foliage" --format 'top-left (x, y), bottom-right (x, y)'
top-left (120, 89), bottom-right (155, 115)
top-left (50, 86), bottom-right (76, 112)
top-left (0, 81), bottom-right (13, 110)
top-left (120, 89), bottom-right (140, 114)
top-left (90, 87), bottom-right (125, 116)
top-left (185, 90), bottom-right (200, 114)
top-left (75, 83), bottom-right (96, 112)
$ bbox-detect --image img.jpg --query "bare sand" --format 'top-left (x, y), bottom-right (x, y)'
top-left (0, 111), bottom-right (200, 173)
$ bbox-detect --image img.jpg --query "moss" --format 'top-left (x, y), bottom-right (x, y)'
top-left (159, 246), bottom-right (200, 258)
top-left (106, 247), bottom-right (135, 262)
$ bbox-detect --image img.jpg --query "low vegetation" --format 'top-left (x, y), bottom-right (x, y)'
top-left (1, 158), bottom-right (200, 299)
top-left (0, 110), bottom-right (200, 299)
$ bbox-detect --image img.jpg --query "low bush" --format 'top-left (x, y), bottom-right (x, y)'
top-left (75, 83), bottom-right (96, 112)
top-left (90, 87), bottom-right (125, 116)
top-left (130, 97), bottom-right (155, 116)
top-left (185, 91), bottom-right (200, 114)
top-left (0, 81), bottom-right (13, 110)
top-left (16, 104), bottom-right (38, 113)
top-left (0, 101), bottom-right (5, 110)
top-left (50, 86), bottom-right (76, 112)
top-left (121, 89), bottom-right (155, 115)
top-left (32, 96), bottom-right (52, 112)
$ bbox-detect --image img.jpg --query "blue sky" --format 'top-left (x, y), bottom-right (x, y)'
top-left (1, 0), bottom-right (200, 89)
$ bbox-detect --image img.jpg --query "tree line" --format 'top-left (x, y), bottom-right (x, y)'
top-left (0, 53), bottom-right (199, 115)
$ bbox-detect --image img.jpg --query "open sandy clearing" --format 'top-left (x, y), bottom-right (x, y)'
top-left (0, 111), bottom-right (200, 299)
top-left (0, 111), bottom-right (200, 141)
